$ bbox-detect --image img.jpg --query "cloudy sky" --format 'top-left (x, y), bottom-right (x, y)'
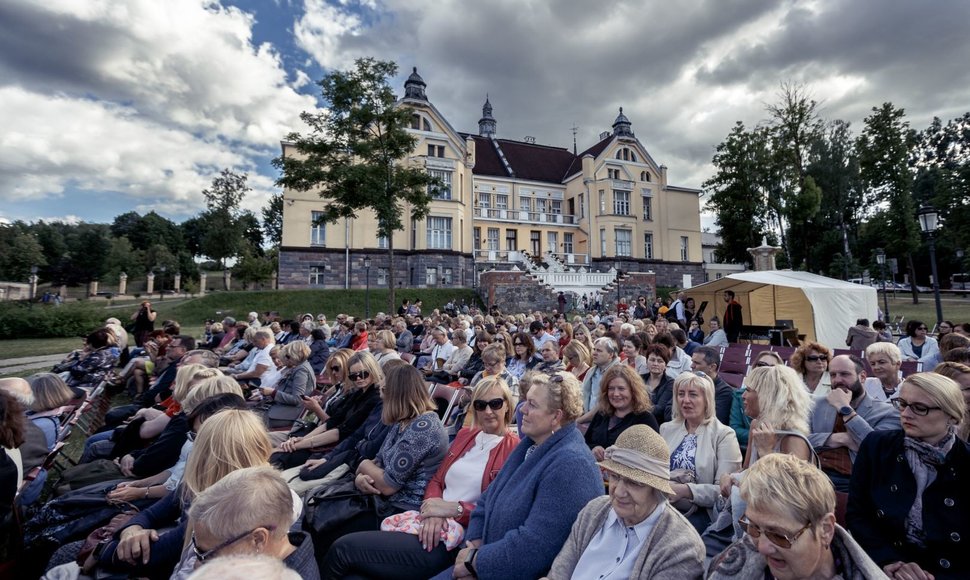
top-left (2, 0), bottom-right (968, 228)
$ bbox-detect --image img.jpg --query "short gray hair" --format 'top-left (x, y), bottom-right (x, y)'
top-left (187, 555), bottom-right (300, 580)
top-left (593, 336), bottom-right (619, 357)
top-left (188, 466), bottom-right (293, 541)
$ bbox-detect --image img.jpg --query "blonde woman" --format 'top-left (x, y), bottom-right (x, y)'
top-left (737, 365), bottom-right (814, 467)
top-left (91, 410), bottom-right (272, 578)
top-left (258, 341), bottom-right (314, 429)
top-left (660, 372), bottom-right (742, 533)
top-left (372, 330), bottom-right (402, 368)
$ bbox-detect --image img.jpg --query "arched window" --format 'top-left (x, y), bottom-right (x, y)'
top-left (641, 171), bottom-right (651, 182)
top-left (616, 150), bottom-right (623, 160)
top-left (630, 151), bottom-right (637, 162)
top-left (410, 114), bottom-right (421, 130)
top-left (423, 118), bottom-right (432, 131)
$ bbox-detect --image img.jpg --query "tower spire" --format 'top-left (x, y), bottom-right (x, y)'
top-left (478, 94), bottom-right (497, 137)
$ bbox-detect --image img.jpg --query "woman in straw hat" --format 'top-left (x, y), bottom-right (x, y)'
top-left (708, 453), bottom-right (884, 580)
top-left (544, 424), bottom-right (705, 579)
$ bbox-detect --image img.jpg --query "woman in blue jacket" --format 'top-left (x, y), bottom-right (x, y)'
top-left (432, 371), bottom-right (603, 580)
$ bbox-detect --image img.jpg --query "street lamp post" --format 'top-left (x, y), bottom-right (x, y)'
top-left (917, 205), bottom-right (944, 326)
top-left (363, 256), bottom-right (372, 319)
top-left (158, 266), bottom-right (166, 301)
top-left (875, 248), bottom-right (889, 323)
top-left (614, 261), bottom-right (622, 312)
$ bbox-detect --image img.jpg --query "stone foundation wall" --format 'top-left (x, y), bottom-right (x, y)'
top-left (591, 258), bottom-right (706, 289)
top-left (279, 247), bottom-right (474, 289)
top-left (478, 270), bottom-right (560, 314)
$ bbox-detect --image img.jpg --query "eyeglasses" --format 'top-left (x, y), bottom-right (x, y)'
top-left (330, 365), bottom-right (341, 372)
top-left (473, 397), bottom-right (505, 411)
top-left (191, 525), bottom-right (275, 562)
top-left (917, 326), bottom-right (929, 331)
top-left (738, 515), bottom-right (810, 549)
top-left (805, 355), bottom-right (827, 362)
top-left (348, 371), bottom-right (371, 381)
top-left (892, 398), bottom-right (941, 416)
top-left (513, 342), bottom-right (524, 346)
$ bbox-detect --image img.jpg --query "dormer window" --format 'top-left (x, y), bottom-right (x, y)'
top-left (615, 148), bottom-right (637, 162)
top-left (640, 170), bottom-right (651, 182)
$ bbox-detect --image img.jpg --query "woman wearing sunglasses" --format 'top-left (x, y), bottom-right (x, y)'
top-left (273, 352), bottom-right (382, 471)
top-left (709, 453), bottom-right (884, 580)
top-left (848, 372), bottom-right (969, 580)
top-left (898, 320), bottom-right (942, 367)
top-left (790, 341), bottom-right (833, 396)
top-left (321, 377), bottom-right (519, 579)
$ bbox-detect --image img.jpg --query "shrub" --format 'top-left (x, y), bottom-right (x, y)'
top-left (0, 302), bottom-right (107, 339)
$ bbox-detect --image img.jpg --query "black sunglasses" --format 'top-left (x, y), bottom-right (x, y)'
top-left (330, 365), bottom-right (342, 372)
top-left (805, 355), bottom-right (827, 362)
top-left (348, 371), bottom-right (371, 381)
top-left (473, 397), bottom-right (505, 411)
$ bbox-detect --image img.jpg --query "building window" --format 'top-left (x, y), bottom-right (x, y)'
top-left (613, 190), bottom-right (630, 215)
top-left (600, 229), bottom-right (607, 256)
top-left (607, 168), bottom-right (620, 180)
top-left (442, 267), bottom-right (453, 285)
top-left (426, 216), bottom-right (452, 249)
top-left (520, 196), bottom-right (531, 213)
top-left (530, 231), bottom-right (541, 255)
top-left (680, 236), bottom-right (690, 262)
top-left (477, 191), bottom-right (490, 208)
top-left (428, 169), bottom-right (452, 200)
top-left (506, 229), bottom-right (517, 251)
top-left (377, 267), bottom-right (388, 286)
top-left (642, 196), bottom-right (652, 221)
top-left (644, 233), bottom-right (654, 259)
top-left (535, 198), bottom-right (547, 216)
top-left (426, 267), bottom-right (437, 286)
top-left (473, 227), bottom-right (481, 251)
top-left (579, 193), bottom-right (585, 218)
top-left (550, 200), bottom-right (562, 215)
top-left (310, 211), bottom-right (326, 246)
top-left (309, 266), bottom-right (324, 286)
top-left (410, 114), bottom-right (421, 130)
top-left (563, 233), bottom-right (574, 254)
top-left (486, 228), bottom-right (500, 251)
top-left (547, 232), bottom-right (558, 253)
top-left (427, 144), bottom-right (445, 158)
top-left (423, 118), bottom-right (431, 131)
top-left (599, 190), bottom-right (606, 214)
top-left (495, 194), bottom-right (508, 210)
top-left (615, 229), bottom-right (632, 257)
top-left (640, 171), bottom-right (651, 182)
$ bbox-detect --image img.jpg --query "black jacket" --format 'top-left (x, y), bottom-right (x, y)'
top-left (847, 429), bottom-right (970, 579)
top-left (585, 411), bottom-right (658, 450)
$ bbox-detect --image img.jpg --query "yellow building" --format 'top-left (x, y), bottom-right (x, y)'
top-left (278, 68), bottom-right (702, 290)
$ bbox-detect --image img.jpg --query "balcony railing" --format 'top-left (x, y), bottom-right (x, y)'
top-left (474, 249), bottom-right (589, 266)
top-left (473, 207), bottom-right (578, 225)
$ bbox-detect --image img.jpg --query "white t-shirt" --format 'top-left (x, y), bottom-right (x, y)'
top-left (442, 432), bottom-right (504, 504)
top-left (249, 345), bottom-right (274, 375)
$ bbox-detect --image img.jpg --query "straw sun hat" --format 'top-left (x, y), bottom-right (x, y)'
top-left (597, 425), bottom-right (674, 496)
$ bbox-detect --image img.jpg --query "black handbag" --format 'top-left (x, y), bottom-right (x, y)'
top-left (303, 474), bottom-right (392, 533)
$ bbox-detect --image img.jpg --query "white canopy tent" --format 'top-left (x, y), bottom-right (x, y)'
top-left (687, 271), bottom-right (879, 348)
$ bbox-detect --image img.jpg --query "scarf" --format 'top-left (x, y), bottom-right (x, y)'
top-left (903, 428), bottom-right (956, 546)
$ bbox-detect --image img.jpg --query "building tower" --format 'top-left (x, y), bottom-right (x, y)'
top-left (404, 67), bottom-right (427, 101)
top-left (612, 107), bottom-right (634, 137)
top-left (478, 95), bottom-right (497, 137)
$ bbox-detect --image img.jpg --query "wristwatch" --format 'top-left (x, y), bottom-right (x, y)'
top-left (455, 503), bottom-right (464, 518)
top-left (838, 405), bottom-right (854, 417)
top-left (464, 548), bottom-right (479, 578)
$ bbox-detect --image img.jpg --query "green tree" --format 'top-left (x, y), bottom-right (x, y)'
top-left (0, 222), bottom-right (46, 281)
top-left (857, 103), bottom-right (920, 301)
top-left (199, 169), bottom-right (251, 267)
top-left (262, 193), bottom-right (284, 248)
top-left (103, 237), bottom-right (145, 280)
top-left (273, 58), bottom-right (438, 312)
top-left (238, 210), bottom-right (264, 256)
top-left (232, 246), bottom-right (275, 289)
top-left (703, 122), bottom-right (771, 265)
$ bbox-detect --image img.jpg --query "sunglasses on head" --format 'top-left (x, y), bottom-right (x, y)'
top-left (738, 515), bottom-right (810, 549)
top-left (473, 397), bottom-right (505, 411)
top-left (348, 371), bottom-right (370, 381)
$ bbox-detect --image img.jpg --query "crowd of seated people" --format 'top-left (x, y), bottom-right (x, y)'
top-left (1, 301), bottom-right (969, 580)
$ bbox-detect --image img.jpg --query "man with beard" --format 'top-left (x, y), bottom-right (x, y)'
top-left (808, 354), bottom-right (900, 491)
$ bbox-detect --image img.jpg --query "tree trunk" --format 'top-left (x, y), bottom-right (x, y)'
top-left (906, 253), bottom-right (919, 304)
top-left (387, 228), bottom-right (396, 315)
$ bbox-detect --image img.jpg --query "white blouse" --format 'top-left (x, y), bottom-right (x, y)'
top-left (441, 432), bottom-right (504, 504)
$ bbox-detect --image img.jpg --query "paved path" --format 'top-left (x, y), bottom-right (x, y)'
top-left (0, 353), bottom-right (68, 376)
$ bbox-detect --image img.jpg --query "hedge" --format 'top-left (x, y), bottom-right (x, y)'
top-left (0, 302), bottom-right (107, 340)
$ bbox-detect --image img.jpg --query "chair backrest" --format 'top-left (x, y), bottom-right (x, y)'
top-left (719, 372), bottom-right (745, 389)
top-left (899, 360), bottom-right (920, 377)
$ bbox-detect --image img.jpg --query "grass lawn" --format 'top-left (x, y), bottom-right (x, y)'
top-left (880, 293), bottom-right (970, 327)
top-left (0, 336), bottom-right (85, 359)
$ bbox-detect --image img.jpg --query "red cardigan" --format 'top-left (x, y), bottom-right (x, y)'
top-left (423, 427), bottom-right (519, 526)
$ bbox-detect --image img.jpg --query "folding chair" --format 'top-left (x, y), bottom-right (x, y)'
top-left (772, 346), bottom-right (796, 362)
top-left (719, 372), bottom-right (745, 389)
top-left (719, 346), bottom-right (749, 376)
top-left (430, 383), bottom-right (462, 422)
top-left (899, 360), bottom-right (920, 377)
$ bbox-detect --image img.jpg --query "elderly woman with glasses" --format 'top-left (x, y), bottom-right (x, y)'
top-left (187, 466), bottom-right (316, 579)
top-left (544, 425), bottom-right (705, 579)
top-left (709, 453), bottom-right (884, 580)
top-left (789, 341), bottom-right (833, 396)
top-left (322, 378), bottom-right (519, 579)
top-left (848, 372), bottom-right (970, 580)
top-left (431, 372), bottom-right (602, 580)
top-left (898, 320), bottom-right (941, 367)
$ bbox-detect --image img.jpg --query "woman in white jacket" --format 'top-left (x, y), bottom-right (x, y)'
top-left (660, 372), bottom-right (742, 533)
top-left (897, 320), bottom-right (941, 367)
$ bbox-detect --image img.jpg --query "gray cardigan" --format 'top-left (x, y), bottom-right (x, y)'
top-left (546, 496), bottom-right (705, 580)
top-left (660, 419), bottom-right (742, 521)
